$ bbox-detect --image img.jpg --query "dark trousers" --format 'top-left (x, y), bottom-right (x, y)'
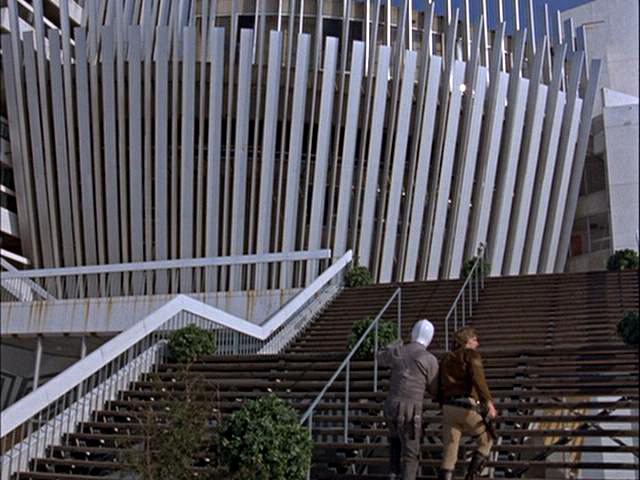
top-left (389, 416), bottom-right (422, 480)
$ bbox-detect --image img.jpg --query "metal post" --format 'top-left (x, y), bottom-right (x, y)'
top-left (33, 337), bottom-right (43, 391)
top-left (374, 320), bottom-right (379, 392)
top-left (397, 289), bottom-right (402, 339)
top-left (445, 317), bottom-right (449, 351)
top-left (344, 362), bottom-right (350, 443)
top-left (307, 413), bottom-right (312, 480)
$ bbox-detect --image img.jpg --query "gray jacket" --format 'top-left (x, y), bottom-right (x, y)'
top-left (378, 340), bottom-right (439, 423)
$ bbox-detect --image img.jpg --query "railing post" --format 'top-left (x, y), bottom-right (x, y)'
top-left (307, 413), bottom-right (313, 480)
top-left (33, 337), bottom-right (43, 391)
top-left (344, 362), bottom-right (350, 443)
top-left (374, 320), bottom-right (379, 393)
top-left (397, 288), bottom-right (402, 339)
top-left (445, 315), bottom-right (449, 352)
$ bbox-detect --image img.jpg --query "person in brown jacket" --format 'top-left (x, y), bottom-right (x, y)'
top-left (377, 319), bottom-right (439, 480)
top-left (438, 326), bottom-right (496, 480)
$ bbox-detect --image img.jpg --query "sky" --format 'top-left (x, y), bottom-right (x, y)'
top-left (386, 0), bottom-right (596, 35)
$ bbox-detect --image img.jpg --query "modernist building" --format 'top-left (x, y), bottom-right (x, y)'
top-left (561, 0), bottom-right (639, 272)
top-left (1, 0), bottom-right (600, 292)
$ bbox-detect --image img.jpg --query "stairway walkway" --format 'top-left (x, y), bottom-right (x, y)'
top-left (11, 271), bottom-right (639, 479)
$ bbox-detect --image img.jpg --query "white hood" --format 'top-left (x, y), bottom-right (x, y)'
top-left (411, 319), bottom-right (434, 348)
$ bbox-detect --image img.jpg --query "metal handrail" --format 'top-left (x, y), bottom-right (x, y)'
top-left (0, 250), bottom-right (352, 480)
top-left (444, 243), bottom-right (486, 351)
top-left (0, 250), bottom-right (332, 300)
top-left (299, 287), bottom-right (402, 466)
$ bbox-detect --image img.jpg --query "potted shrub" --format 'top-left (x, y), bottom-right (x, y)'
top-left (219, 395), bottom-right (313, 480)
top-left (344, 260), bottom-right (373, 287)
top-left (617, 311), bottom-right (639, 345)
top-left (607, 249), bottom-right (639, 271)
top-left (168, 324), bottom-right (217, 363)
top-left (346, 317), bottom-right (399, 359)
top-left (461, 256), bottom-right (491, 278)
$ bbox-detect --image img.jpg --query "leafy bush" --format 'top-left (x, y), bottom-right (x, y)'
top-left (607, 249), bottom-right (639, 271)
top-left (461, 256), bottom-right (491, 278)
top-left (168, 324), bottom-right (216, 363)
top-left (120, 371), bottom-right (221, 480)
top-left (346, 317), bottom-right (399, 359)
top-left (617, 311), bottom-right (639, 345)
top-left (219, 395), bottom-right (313, 480)
top-left (344, 261), bottom-right (373, 287)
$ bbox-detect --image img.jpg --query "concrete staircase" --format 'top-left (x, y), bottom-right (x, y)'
top-left (11, 271), bottom-right (639, 479)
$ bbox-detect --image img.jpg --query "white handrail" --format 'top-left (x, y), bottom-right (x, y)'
top-left (0, 250), bottom-right (352, 438)
top-left (0, 250), bottom-right (331, 279)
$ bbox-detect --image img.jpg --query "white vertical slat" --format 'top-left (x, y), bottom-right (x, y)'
top-left (33, 0), bottom-right (62, 269)
top-left (447, 66), bottom-right (489, 279)
top-left (142, 0), bottom-right (155, 267)
top-left (61, 1), bottom-right (82, 266)
top-left (333, 41), bottom-right (365, 258)
top-left (539, 51), bottom-right (585, 273)
top-left (7, 1), bottom-right (40, 266)
top-left (73, 28), bottom-right (98, 267)
top-left (205, 28), bottom-right (225, 293)
top-left (101, 27), bottom-right (122, 265)
top-left (1, 36), bottom-right (36, 264)
top-left (306, 36), bottom-right (339, 285)
top-left (128, 27), bottom-right (144, 294)
top-left (116, 0), bottom-right (130, 269)
top-left (281, 33), bottom-right (311, 289)
top-left (426, 61), bottom-right (467, 280)
top-left (486, 30), bottom-right (529, 275)
top-left (229, 29), bottom-right (254, 290)
top-left (89, 13), bottom-right (106, 267)
top-left (194, 0), bottom-right (210, 265)
top-left (522, 45), bottom-right (568, 274)
top-left (555, 60), bottom-right (602, 273)
top-left (357, 46), bottom-right (391, 269)
top-left (379, 51), bottom-right (417, 283)
top-left (396, 3), bottom-right (435, 277)
top-left (487, 77), bottom-right (529, 275)
top-left (403, 55), bottom-right (442, 282)
top-left (179, 26), bottom-right (197, 292)
top-left (154, 26), bottom-right (170, 292)
top-left (47, 31), bottom-right (75, 268)
top-left (420, 11), bottom-right (460, 280)
top-left (504, 37), bottom-right (548, 275)
top-left (255, 31), bottom-right (283, 290)
top-left (22, 33), bottom-right (55, 268)
top-left (443, 16), bottom-right (483, 279)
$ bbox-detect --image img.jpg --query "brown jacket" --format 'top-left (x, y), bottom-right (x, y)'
top-left (378, 340), bottom-right (439, 423)
top-left (439, 347), bottom-right (492, 403)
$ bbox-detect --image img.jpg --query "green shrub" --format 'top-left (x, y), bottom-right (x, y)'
top-left (617, 311), bottom-right (639, 345)
top-left (461, 256), bottom-right (491, 278)
top-left (344, 262), bottom-right (373, 287)
top-left (168, 324), bottom-right (216, 363)
top-left (607, 249), bottom-right (639, 271)
top-left (346, 317), bottom-right (399, 359)
top-left (219, 395), bottom-right (313, 480)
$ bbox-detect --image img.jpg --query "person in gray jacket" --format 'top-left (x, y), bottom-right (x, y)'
top-left (377, 319), bottom-right (439, 480)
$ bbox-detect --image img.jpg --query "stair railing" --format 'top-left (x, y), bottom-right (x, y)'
top-left (0, 250), bottom-right (353, 480)
top-left (444, 243), bottom-right (486, 351)
top-left (299, 287), bottom-right (401, 477)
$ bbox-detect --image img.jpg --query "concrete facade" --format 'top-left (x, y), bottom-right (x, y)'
top-left (1, 0), bottom-right (599, 284)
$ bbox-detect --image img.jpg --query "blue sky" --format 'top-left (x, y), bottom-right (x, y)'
top-left (387, 0), bottom-right (595, 35)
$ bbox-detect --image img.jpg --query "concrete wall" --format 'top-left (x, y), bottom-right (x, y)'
top-left (603, 102), bottom-right (640, 250)
top-left (0, 288), bottom-right (301, 335)
top-left (562, 0), bottom-right (639, 114)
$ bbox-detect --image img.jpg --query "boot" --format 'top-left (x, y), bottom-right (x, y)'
top-left (438, 469), bottom-right (454, 480)
top-left (464, 451), bottom-right (489, 480)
